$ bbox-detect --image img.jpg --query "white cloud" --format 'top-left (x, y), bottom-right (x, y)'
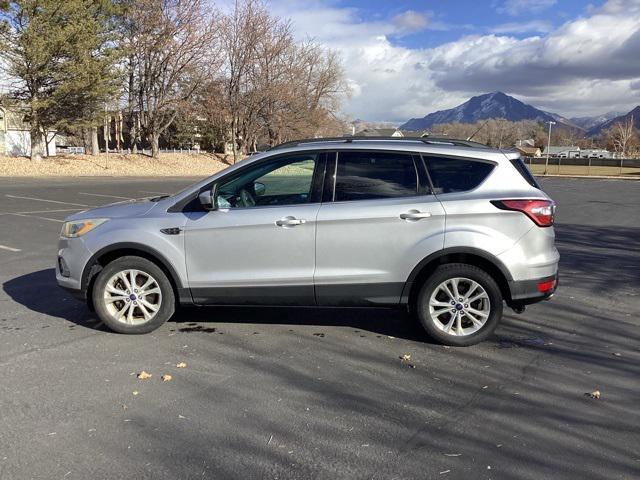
top-left (391, 10), bottom-right (430, 36)
top-left (272, 0), bottom-right (640, 121)
top-left (496, 0), bottom-right (557, 16)
top-left (490, 20), bottom-right (552, 34)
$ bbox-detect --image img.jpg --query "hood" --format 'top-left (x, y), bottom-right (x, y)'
top-left (66, 197), bottom-right (158, 221)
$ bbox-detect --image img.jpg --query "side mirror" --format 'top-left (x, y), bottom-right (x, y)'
top-left (198, 185), bottom-right (218, 211)
top-left (254, 181), bottom-right (266, 196)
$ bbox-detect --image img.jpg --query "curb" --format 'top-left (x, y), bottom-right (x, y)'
top-left (535, 174), bottom-right (640, 181)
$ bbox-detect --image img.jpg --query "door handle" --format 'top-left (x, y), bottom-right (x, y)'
top-left (275, 217), bottom-right (306, 227)
top-left (400, 210), bottom-right (432, 221)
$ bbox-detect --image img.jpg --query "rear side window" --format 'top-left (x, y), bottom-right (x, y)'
top-left (425, 157), bottom-right (494, 194)
top-left (334, 151), bottom-right (418, 201)
top-left (510, 158), bottom-right (541, 189)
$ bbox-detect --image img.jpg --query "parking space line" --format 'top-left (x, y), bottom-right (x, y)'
top-left (140, 190), bottom-right (169, 195)
top-left (0, 208), bottom-right (83, 216)
top-left (78, 192), bottom-right (132, 200)
top-left (13, 208), bottom-right (83, 214)
top-left (5, 194), bottom-right (89, 207)
top-left (9, 212), bottom-right (65, 223)
top-left (0, 244), bottom-right (21, 252)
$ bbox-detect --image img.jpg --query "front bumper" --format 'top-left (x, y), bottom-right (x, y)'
top-left (55, 236), bottom-right (93, 298)
top-left (508, 273), bottom-right (558, 307)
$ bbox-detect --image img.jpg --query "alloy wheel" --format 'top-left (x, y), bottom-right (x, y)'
top-left (428, 277), bottom-right (491, 336)
top-left (102, 269), bottom-right (162, 325)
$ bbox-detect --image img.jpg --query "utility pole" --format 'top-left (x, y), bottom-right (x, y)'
top-left (544, 121), bottom-right (556, 175)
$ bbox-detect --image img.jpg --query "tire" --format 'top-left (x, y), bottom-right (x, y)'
top-left (92, 256), bottom-right (175, 334)
top-left (415, 263), bottom-right (503, 346)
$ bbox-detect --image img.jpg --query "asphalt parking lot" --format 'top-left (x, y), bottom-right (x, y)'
top-left (0, 176), bottom-right (638, 480)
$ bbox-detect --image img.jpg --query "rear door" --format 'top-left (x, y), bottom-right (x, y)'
top-left (314, 150), bottom-right (446, 306)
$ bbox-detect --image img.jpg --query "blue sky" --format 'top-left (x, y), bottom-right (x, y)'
top-left (348, 0), bottom-right (605, 48)
top-left (269, 0), bottom-right (640, 122)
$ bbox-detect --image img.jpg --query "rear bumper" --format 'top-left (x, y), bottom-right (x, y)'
top-left (508, 273), bottom-right (558, 307)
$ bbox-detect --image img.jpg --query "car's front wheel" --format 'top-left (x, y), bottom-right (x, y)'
top-left (92, 256), bottom-right (175, 334)
top-left (416, 263), bottom-right (503, 346)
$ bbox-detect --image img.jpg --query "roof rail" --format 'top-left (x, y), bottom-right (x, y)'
top-left (269, 136), bottom-right (489, 150)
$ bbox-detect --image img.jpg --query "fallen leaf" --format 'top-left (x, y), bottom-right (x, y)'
top-left (161, 374), bottom-right (172, 382)
top-left (440, 471), bottom-right (450, 475)
top-left (400, 354), bottom-right (411, 361)
top-left (612, 353), bottom-right (621, 357)
top-left (137, 371), bottom-right (152, 380)
top-left (587, 389), bottom-right (601, 399)
top-left (176, 362), bottom-right (187, 368)
top-left (443, 453), bottom-right (461, 457)
top-left (132, 391), bottom-right (139, 396)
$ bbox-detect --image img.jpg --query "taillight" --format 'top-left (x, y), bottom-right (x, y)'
top-left (491, 199), bottom-right (555, 227)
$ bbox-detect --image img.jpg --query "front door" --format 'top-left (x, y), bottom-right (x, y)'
top-left (184, 152), bottom-right (324, 305)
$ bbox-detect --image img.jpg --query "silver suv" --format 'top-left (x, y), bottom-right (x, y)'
top-left (56, 137), bottom-right (559, 346)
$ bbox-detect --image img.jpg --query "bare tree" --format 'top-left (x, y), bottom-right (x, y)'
top-left (219, 0), bottom-right (263, 161)
top-left (218, 0), bottom-right (348, 160)
top-left (124, 0), bottom-right (219, 158)
top-left (605, 115), bottom-right (636, 158)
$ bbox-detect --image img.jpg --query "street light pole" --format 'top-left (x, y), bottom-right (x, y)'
top-left (544, 120), bottom-right (556, 175)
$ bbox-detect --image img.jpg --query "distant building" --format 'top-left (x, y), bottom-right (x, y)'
top-left (399, 130), bottom-right (430, 138)
top-left (577, 149), bottom-right (612, 159)
top-left (0, 105), bottom-right (58, 157)
top-left (355, 128), bottom-right (430, 138)
top-left (516, 139), bottom-right (536, 148)
top-left (515, 146), bottom-right (541, 157)
top-left (542, 146), bottom-right (612, 159)
top-left (357, 128), bottom-right (403, 137)
top-left (543, 146), bottom-right (581, 158)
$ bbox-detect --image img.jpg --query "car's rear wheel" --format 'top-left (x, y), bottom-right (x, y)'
top-left (92, 256), bottom-right (175, 334)
top-left (416, 263), bottom-right (503, 346)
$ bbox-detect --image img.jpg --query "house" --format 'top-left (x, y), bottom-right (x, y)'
top-left (0, 104), bottom-right (58, 157)
top-left (515, 146), bottom-right (541, 157)
top-left (357, 128), bottom-right (403, 137)
top-left (354, 128), bottom-right (430, 138)
top-left (399, 130), bottom-right (430, 138)
top-left (516, 139), bottom-right (536, 148)
top-left (542, 146), bottom-right (581, 158)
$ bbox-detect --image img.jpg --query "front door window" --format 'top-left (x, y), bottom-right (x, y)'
top-left (217, 154), bottom-right (318, 208)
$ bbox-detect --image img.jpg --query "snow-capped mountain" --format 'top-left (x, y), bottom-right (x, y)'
top-left (586, 106), bottom-right (640, 136)
top-left (400, 92), bottom-right (574, 131)
top-left (570, 112), bottom-right (624, 131)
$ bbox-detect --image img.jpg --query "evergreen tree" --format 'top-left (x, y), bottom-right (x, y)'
top-left (0, 0), bottom-right (121, 159)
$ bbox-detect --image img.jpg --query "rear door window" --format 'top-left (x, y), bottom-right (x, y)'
top-left (424, 157), bottom-right (494, 194)
top-left (334, 151), bottom-right (419, 201)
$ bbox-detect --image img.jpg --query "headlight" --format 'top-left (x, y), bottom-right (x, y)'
top-left (61, 218), bottom-right (109, 238)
